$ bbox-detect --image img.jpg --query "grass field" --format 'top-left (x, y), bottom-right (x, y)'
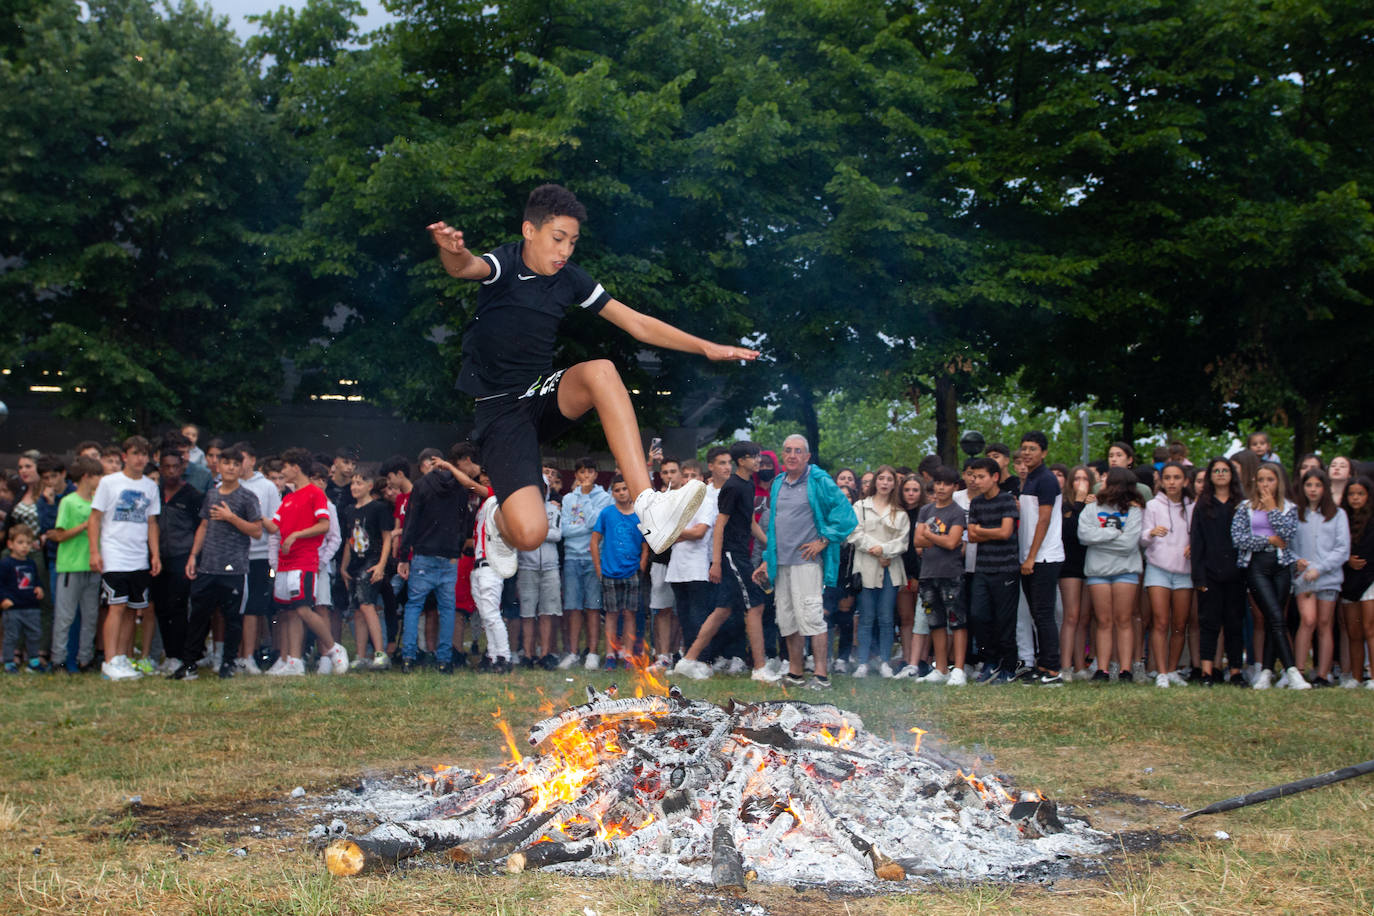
top-left (1, 668), bottom-right (1371, 915)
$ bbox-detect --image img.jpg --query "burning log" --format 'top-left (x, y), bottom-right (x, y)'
top-left (707, 749), bottom-right (758, 892)
top-left (1179, 758), bottom-right (1374, 821)
top-left (323, 826), bottom-right (424, 877)
top-left (447, 808), bottom-right (561, 864)
top-left (506, 838), bottom-right (617, 873)
top-left (527, 696), bottom-right (671, 747)
top-left (790, 762), bottom-right (906, 881)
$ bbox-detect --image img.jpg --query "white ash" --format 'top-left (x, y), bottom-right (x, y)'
top-left (312, 687), bottom-right (1107, 886)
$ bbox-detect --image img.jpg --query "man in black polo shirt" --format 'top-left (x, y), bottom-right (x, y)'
top-left (427, 184), bottom-right (757, 579)
top-left (396, 443), bottom-right (483, 674)
top-left (1017, 430), bottom-right (1065, 685)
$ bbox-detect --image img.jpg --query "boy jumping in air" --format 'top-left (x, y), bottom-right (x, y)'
top-left (427, 184), bottom-right (756, 575)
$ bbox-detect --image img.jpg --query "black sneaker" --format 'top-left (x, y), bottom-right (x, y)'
top-left (975, 666), bottom-right (1001, 685)
top-left (1118, 670), bottom-right (1134, 683)
top-left (782, 672), bottom-right (807, 687)
top-left (1035, 670), bottom-right (1064, 687)
top-left (218, 662), bottom-right (236, 679)
top-left (1310, 675), bottom-right (1333, 688)
top-left (171, 663), bottom-right (198, 681)
top-left (400, 658), bottom-right (416, 674)
top-left (453, 651), bottom-right (468, 669)
top-left (1009, 665), bottom-right (1035, 682)
top-left (476, 655), bottom-right (494, 673)
top-left (1091, 669), bottom-right (1111, 682)
top-left (495, 657), bottom-right (513, 674)
top-left (807, 674), bottom-right (832, 690)
top-left (521, 656), bottom-right (536, 669)
top-left (437, 661), bottom-right (453, 675)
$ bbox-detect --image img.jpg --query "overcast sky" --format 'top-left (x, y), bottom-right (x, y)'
top-left (206, 0), bottom-right (396, 41)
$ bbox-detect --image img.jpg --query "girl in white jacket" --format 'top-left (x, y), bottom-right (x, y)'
top-left (1292, 469), bottom-right (1349, 686)
top-left (846, 466), bottom-right (910, 677)
top-left (1078, 468), bottom-right (1146, 681)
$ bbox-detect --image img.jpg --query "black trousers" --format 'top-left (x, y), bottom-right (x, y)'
top-left (1198, 577), bottom-right (1246, 669)
top-left (1020, 561), bottom-right (1063, 670)
top-left (671, 581), bottom-right (714, 656)
top-left (151, 556), bottom-right (191, 663)
top-left (971, 571), bottom-right (1020, 673)
top-left (185, 574), bottom-right (245, 666)
top-left (1246, 552), bottom-right (1296, 670)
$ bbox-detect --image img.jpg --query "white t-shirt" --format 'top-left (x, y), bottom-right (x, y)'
top-left (91, 472), bottom-right (161, 572)
top-left (241, 472), bottom-right (283, 560)
top-left (953, 489), bottom-right (976, 573)
top-left (666, 482), bottom-right (721, 583)
top-left (1017, 464), bottom-right (1066, 563)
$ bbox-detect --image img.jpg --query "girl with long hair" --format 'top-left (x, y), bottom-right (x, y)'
top-left (1078, 468), bottom-right (1146, 681)
top-left (1291, 469), bottom-right (1348, 686)
top-left (1327, 456), bottom-right (1353, 510)
top-left (894, 476), bottom-right (927, 677)
top-left (1058, 465), bottom-right (1096, 679)
top-left (1142, 462), bottom-right (1195, 687)
top-left (1339, 478), bottom-right (1374, 688)
top-left (847, 465), bottom-right (910, 677)
top-left (1231, 462), bottom-right (1307, 689)
top-left (1191, 457), bottom-right (1246, 684)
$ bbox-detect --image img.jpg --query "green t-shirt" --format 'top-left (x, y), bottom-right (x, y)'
top-left (55, 492), bottom-right (92, 573)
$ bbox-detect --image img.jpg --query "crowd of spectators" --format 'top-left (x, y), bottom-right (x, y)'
top-left (2, 424), bottom-right (1371, 692)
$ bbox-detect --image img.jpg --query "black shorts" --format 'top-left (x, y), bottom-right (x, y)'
top-left (472, 368), bottom-right (584, 503)
top-left (244, 559), bottom-right (273, 616)
top-left (712, 551), bottom-right (766, 613)
top-left (101, 570), bottom-right (151, 609)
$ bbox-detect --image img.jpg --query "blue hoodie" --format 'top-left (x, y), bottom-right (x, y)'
top-left (561, 484), bottom-right (613, 561)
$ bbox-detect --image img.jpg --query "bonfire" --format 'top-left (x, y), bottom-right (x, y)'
top-left (319, 666), bottom-right (1104, 888)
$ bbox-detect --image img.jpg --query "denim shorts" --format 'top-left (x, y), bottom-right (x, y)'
top-left (348, 572), bottom-right (381, 609)
top-left (1143, 564), bottom-right (1193, 590)
top-left (562, 557), bottom-right (602, 610)
top-left (1084, 572), bottom-right (1140, 587)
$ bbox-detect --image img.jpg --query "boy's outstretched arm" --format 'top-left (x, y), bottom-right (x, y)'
top-left (427, 222), bottom-right (493, 280)
top-left (598, 300), bottom-right (759, 362)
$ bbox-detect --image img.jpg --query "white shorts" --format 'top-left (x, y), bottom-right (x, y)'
top-left (774, 563), bottom-right (826, 638)
top-left (649, 563), bottom-right (674, 610)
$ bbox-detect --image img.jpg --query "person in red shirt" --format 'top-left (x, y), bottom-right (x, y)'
top-left (264, 448), bottom-right (348, 675)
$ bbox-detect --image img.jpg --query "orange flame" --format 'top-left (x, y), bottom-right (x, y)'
top-left (816, 720), bottom-right (857, 748)
top-left (624, 651), bottom-right (670, 697)
top-left (909, 726), bottom-right (927, 756)
top-left (492, 708), bottom-right (524, 766)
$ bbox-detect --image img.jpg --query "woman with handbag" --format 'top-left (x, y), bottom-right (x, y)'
top-left (847, 466), bottom-right (911, 677)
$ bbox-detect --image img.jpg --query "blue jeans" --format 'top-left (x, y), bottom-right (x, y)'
top-left (853, 568), bottom-right (896, 665)
top-left (402, 555), bottom-right (458, 663)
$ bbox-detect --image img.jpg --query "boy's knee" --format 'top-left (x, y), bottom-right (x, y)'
top-left (502, 512), bottom-right (548, 552)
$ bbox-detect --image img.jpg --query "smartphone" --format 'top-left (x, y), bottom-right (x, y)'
top-left (649, 437), bottom-right (662, 454)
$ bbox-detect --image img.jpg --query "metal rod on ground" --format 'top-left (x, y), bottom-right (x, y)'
top-left (1180, 759), bottom-right (1374, 820)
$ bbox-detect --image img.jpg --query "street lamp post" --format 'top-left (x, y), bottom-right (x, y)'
top-left (1080, 411), bottom-right (1112, 465)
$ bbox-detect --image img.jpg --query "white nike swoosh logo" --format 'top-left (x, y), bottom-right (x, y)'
top-left (517, 273), bottom-right (537, 280)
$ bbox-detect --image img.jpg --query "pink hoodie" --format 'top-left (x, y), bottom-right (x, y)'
top-left (1140, 492), bottom-right (1194, 574)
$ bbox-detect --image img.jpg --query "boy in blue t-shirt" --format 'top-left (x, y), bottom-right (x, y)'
top-left (1, 524), bottom-right (46, 673)
top-left (591, 477), bottom-right (648, 669)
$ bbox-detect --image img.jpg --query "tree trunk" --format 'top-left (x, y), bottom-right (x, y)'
top-left (1120, 394), bottom-right (1136, 448)
top-left (1292, 399), bottom-right (1321, 468)
top-left (793, 381), bottom-right (821, 467)
top-left (935, 373), bottom-right (959, 467)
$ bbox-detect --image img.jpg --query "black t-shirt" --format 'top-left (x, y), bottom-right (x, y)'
top-left (457, 241), bottom-right (613, 397)
top-left (342, 499), bottom-right (391, 574)
top-left (159, 482), bottom-right (203, 559)
top-left (717, 474), bottom-right (756, 557)
top-left (325, 479), bottom-right (356, 515)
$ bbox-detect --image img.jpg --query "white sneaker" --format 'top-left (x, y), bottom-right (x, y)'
top-left (917, 668), bottom-right (947, 684)
top-left (583, 652), bottom-right (601, 671)
top-left (1155, 673), bottom-right (1170, 689)
top-left (751, 666), bottom-right (781, 684)
top-left (653, 654), bottom-right (673, 670)
top-left (726, 657), bottom-right (747, 675)
top-left (208, 644), bottom-right (223, 671)
top-left (102, 656), bottom-right (141, 681)
top-left (235, 656), bottom-right (263, 676)
top-left (1077, 665), bottom-right (1095, 682)
top-left (481, 497), bottom-right (519, 579)
top-left (852, 663), bottom-right (869, 679)
top-left (1339, 674), bottom-right (1359, 689)
top-left (1275, 668), bottom-right (1290, 689)
top-left (327, 643), bottom-right (349, 674)
top-left (1365, 678), bottom-right (1374, 690)
top-left (946, 667), bottom-right (968, 686)
top-left (878, 662), bottom-right (894, 678)
top-left (634, 480), bottom-right (707, 554)
top-left (830, 657), bottom-right (849, 675)
top-left (764, 658), bottom-right (784, 677)
top-left (266, 656), bottom-right (287, 675)
top-left (894, 664), bottom-right (920, 680)
top-left (371, 651), bottom-right (392, 670)
top-left (316, 653), bottom-right (333, 675)
top-left (269, 656), bottom-right (303, 676)
top-left (158, 656), bottom-right (183, 676)
top-left (557, 653), bottom-right (579, 670)
top-left (672, 658), bottom-right (711, 680)
top-left (1167, 670), bottom-right (1188, 687)
top-left (1285, 667), bottom-right (1311, 690)
top-left (1252, 669), bottom-right (1274, 690)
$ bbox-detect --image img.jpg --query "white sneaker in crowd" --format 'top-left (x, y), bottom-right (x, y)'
top-left (102, 655), bottom-right (141, 681)
top-left (830, 657), bottom-right (849, 675)
top-left (317, 653), bottom-right (333, 675)
top-left (1252, 669), bottom-right (1274, 690)
top-left (1365, 678), bottom-right (1374, 690)
top-left (726, 657), bottom-right (747, 675)
top-left (266, 656), bottom-right (287, 675)
top-left (1166, 670), bottom-right (1188, 687)
top-left (1339, 673), bottom-right (1359, 689)
top-left (878, 662), bottom-right (894, 679)
top-left (852, 663), bottom-right (869, 679)
top-left (917, 668), bottom-right (947, 684)
top-left (557, 653), bottom-right (579, 670)
top-left (236, 656), bottom-right (263, 676)
top-left (1285, 667), bottom-right (1311, 690)
top-left (946, 667), bottom-right (968, 686)
top-left (482, 499), bottom-right (519, 579)
top-left (894, 664), bottom-right (920, 680)
top-left (327, 642), bottom-right (349, 674)
top-left (751, 666), bottom-right (781, 684)
top-left (583, 652), bottom-right (601, 671)
top-left (634, 480), bottom-right (707, 554)
top-left (672, 658), bottom-right (712, 680)
top-left (764, 658), bottom-right (784, 677)
top-left (1155, 673), bottom-right (1170, 689)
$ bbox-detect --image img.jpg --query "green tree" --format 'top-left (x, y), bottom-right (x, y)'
top-left (0, 0), bottom-right (298, 430)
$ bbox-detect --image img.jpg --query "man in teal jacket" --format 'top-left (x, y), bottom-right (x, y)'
top-left (753, 434), bottom-right (857, 688)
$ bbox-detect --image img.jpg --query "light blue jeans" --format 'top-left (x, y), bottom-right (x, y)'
top-left (853, 567), bottom-right (897, 665)
top-left (402, 554), bottom-right (457, 663)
